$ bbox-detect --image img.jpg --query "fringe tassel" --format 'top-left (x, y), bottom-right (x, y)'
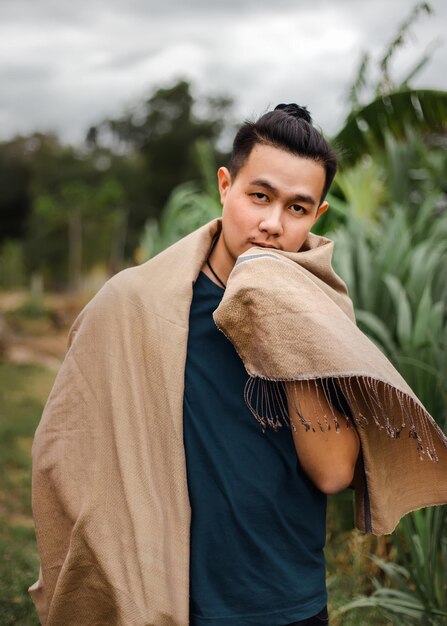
top-left (244, 375), bottom-right (441, 461)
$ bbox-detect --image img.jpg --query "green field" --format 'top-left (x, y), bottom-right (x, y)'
top-left (0, 362), bottom-right (55, 625)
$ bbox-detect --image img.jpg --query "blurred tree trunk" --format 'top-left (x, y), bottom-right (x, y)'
top-left (109, 208), bottom-right (128, 275)
top-left (69, 211), bottom-right (82, 292)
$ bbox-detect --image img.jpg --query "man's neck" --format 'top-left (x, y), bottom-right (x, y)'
top-left (202, 234), bottom-right (235, 288)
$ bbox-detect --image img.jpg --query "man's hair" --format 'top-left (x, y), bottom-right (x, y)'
top-left (228, 103), bottom-right (337, 203)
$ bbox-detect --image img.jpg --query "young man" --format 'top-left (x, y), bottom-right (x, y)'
top-left (183, 105), bottom-right (359, 626)
top-left (30, 104), bottom-right (447, 626)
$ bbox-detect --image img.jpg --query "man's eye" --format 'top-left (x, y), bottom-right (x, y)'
top-left (290, 205), bottom-right (306, 214)
top-left (252, 192), bottom-right (267, 200)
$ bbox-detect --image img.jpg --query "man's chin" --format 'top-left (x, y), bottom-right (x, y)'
top-left (238, 243), bottom-right (257, 256)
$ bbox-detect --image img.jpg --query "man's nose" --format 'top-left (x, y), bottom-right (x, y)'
top-left (259, 206), bottom-right (283, 236)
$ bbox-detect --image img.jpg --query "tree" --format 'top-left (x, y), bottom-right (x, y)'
top-left (88, 80), bottom-right (232, 220)
top-left (0, 141), bottom-right (32, 244)
top-left (27, 178), bottom-right (125, 291)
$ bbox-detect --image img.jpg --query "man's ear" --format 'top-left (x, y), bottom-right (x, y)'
top-left (314, 201), bottom-right (329, 223)
top-left (217, 167), bottom-right (232, 205)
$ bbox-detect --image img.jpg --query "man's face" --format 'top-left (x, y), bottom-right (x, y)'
top-left (218, 143), bottom-right (329, 263)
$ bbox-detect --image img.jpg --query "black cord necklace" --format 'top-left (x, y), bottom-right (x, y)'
top-left (206, 234), bottom-right (226, 289)
top-left (206, 258), bottom-right (226, 289)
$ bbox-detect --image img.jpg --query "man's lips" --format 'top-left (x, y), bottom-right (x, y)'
top-left (251, 242), bottom-right (280, 250)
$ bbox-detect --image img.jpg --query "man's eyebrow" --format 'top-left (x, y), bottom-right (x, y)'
top-left (248, 178), bottom-right (317, 206)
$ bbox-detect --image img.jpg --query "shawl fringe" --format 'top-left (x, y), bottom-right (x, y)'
top-left (244, 375), bottom-right (444, 462)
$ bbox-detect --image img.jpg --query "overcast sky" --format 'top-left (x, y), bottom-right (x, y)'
top-left (1, 0), bottom-right (446, 145)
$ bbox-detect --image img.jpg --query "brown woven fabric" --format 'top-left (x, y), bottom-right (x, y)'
top-left (30, 218), bottom-right (447, 624)
top-left (214, 244), bottom-right (447, 535)
top-left (30, 220), bottom-right (220, 625)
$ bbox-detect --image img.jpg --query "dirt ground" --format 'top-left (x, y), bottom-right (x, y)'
top-left (0, 290), bottom-right (88, 370)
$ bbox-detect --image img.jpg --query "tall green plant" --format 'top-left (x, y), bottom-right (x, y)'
top-left (137, 139), bottom-right (222, 261)
top-left (331, 198), bottom-right (447, 426)
top-left (333, 159), bottom-right (447, 625)
top-left (339, 508), bottom-right (447, 625)
top-left (137, 183), bottom-right (221, 261)
top-left (337, 2), bottom-right (446, 165)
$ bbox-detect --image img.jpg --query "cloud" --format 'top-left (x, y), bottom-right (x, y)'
top-left (0, 0), bottom-right (445, 143)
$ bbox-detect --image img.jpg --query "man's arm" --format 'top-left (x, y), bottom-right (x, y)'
top-left (286, 380), bottom-right (360, 494)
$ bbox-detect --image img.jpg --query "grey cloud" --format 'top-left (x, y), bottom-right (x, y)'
top-left (0, 63), bottom-right (54, 84)
top-left (1, 0), bottom-right (336, 21)
top-left (93, 48), bottom-right (160, 72)
top-left (0, 0), bottom-right (445, 143)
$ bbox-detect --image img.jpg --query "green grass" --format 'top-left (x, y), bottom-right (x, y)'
top-left (0, 523), bottom-right (40, 625)
top-left (0, 362), bottom-right (55, 625)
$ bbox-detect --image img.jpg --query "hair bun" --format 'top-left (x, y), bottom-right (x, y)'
top-left (274, 103), bottom-right (312, 124)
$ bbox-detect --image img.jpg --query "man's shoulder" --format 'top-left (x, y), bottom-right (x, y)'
top-left (107, 217), bottom-right (221, 300)
top-left (70, 219), bottom-right (221, 338)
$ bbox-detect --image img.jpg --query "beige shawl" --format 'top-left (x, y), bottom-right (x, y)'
top-left (30, 218), bottom-right (447, 625)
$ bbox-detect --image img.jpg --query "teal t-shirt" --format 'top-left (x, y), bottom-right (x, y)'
top-left (183, 272), bottom-right (327, 626)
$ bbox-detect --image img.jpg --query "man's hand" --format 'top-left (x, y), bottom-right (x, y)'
top-left (286, 380), bottom-right (360, 494)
